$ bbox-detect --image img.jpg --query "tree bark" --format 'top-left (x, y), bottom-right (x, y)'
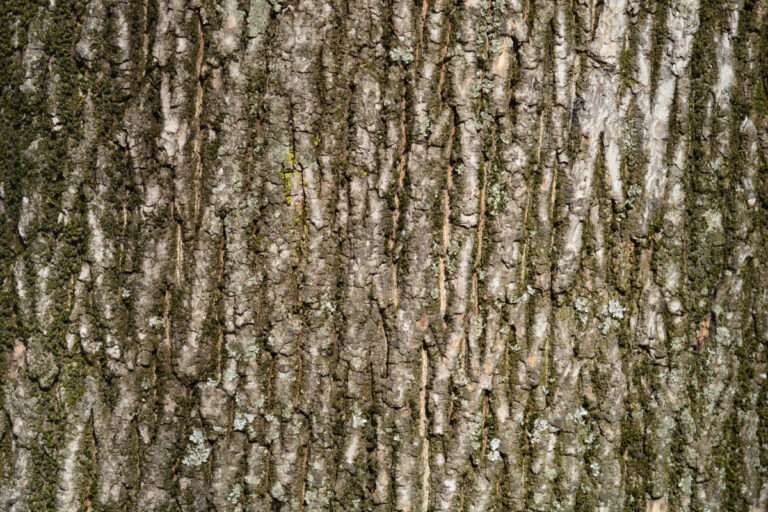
top-left (1, 0), bottom-right (767, 510)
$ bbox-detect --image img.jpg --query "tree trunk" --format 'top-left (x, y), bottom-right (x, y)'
top-left (1, 0), bottom-right (767, 510)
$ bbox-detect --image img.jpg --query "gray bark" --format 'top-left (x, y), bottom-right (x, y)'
top-left (1, 0), bottom-right (767, 510)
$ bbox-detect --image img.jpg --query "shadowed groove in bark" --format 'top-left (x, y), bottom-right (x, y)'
top-left (1, 0), bottom-right (767, 511)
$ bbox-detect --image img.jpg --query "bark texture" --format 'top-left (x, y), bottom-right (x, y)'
top-left (1, 0), bottom-right (768, 510)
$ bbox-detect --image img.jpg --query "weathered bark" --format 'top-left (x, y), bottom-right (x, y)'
top-left (1, 0), bottom-right (767, 510)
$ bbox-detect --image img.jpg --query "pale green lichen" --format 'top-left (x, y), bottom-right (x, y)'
top-left (389, 48), bottom-right (414, 64)
top-left (487, 437), bottom-right (502, 461)
top-left (530, 418), bottom-right (549, 445)
top-left (509, 285), bottom-right (536, 305)
top-left (227, 483), bottom-right (242, 504)
top-left (455, 352), bottom-right (470, 387)
top-left (574, 297), bottom-right (590, 325)
top-left (486, 181), bottom-right (505, 216)
top-left (607, 299), bottom-right (626, 319)
top-left (715, 325), bottom-right (731, 345)
top-left (419, 119), bottom-right (432, 138)
top-left (244, 474), bottom-right (261, 486)
top-left (470, 411), bottom-right (485, 451)
top-left (270, 481), bottom-right (286, 500)
top-left (223, 367), bottom-right (237, 383)
top-left (351, 404), bottom-right (367, 429)
top-left (598, 299), bottom-right (626, 333)
top-left (246, 0), bottom-right (268, 38)
top-left (566, 407), bottom-right (588, 424)
top-left (233, 410), bottom-right (255, 431)
top-left (182, 428), bottom-right (210, 467)
top-left (678, 473), bottom-right (692, 490)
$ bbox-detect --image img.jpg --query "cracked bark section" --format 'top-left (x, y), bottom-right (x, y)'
top-left (1, 0), bottom-right (768, 511)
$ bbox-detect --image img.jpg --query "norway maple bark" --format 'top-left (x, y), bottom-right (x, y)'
top-left (1, 0), bottom-right (767, 511)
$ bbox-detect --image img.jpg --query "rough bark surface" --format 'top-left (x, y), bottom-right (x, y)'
top-left (1, 0), bottom-right (768, 510)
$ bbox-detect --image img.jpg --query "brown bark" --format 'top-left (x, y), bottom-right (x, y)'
top-left (1, 0), bottom-right (767, 510)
